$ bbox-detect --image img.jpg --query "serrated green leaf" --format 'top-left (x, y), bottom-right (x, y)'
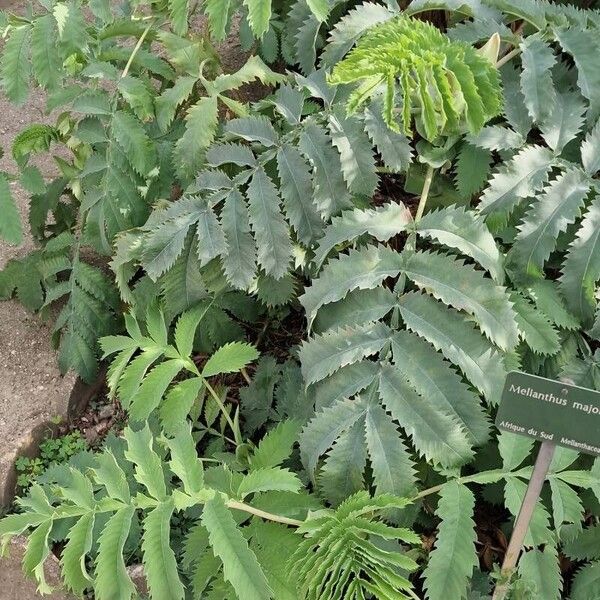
top-left (364, 103), bottom-right (412, 172)
top-left (238, 468), bottom-right (302, 498)
top-left (314, 202), bottom-right (412, 269)
top-left (155, 76), bottom-right (197, 132)
top-left (124, 424), bottom-right (167, 501)
top-left (423, 482), bottom-right (477, 600)
top-left (454, 142), bottom-right (492, 198)
top-left (112, 110), bottom-right (156, 177)
top-left (519, 34), bottom-right (556, 122)
top-left (571, 562), bottom-right (600, 600)
top-left (540, 90), bottom-right (586, 154)
top-left (61, 513), bottom-right (95, 595)
top-left (518, 546), bottom-right (562, 600)
top-left (31, 15), bottom-right (60, 91)
top-left (142, 501), bottom-right (185, 600)
top-left (378, 364), bottom-right (473, 467)
top-left (300, 321), bottom-right (392, 386)
top-left (400, 250), bottom-right (518, 350)
top-left (416, 205), bottom-right (503, 282)
top-left (95, 507), bottom-right (136, 600)
top-left (581, 118), bottom-right (600, 176)
top-left (0, 174), bottom-right (22, 245)
top-left (246, 166), bottom-right (291, 279)
top-left (509, 169), bottom-right (590, 278)
top-left (1, 25), bottom-right (31, 104)
top-left (560, 195), bottom-right (600, 326)
top-left (202, 494), bottom-right (273, 600)
top-left (398, 292), bottom-right (507, 405)
top-left (202, 342), bottom-right (259, 378)
top-left (250, 420), bottom-right (302, 470)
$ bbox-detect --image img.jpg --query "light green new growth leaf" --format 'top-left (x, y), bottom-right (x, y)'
top-left (560, 195), bottom-right (600, 325)
top-left (399, 292), bottom-right (506, 405)
top-left (519, 34), bottom-right (556, 122)
top-left (1, 25), bottom-right (31, 104)
top-left (250, 420), bottom-right (302, 470)
top-left (246, 167), bottom-right (292, 279)
top-left (92, 450), bottom-right (130, 503)
top-left (299, 321), bottom-right (392, 386)
top-left (365, 401), bottom-right (417, 498)
top-left (314, 202), bottom-right (412, 268)
top-left (0, 174), bottom-right (23, 245)
top-left (400, 250), bottom-right (518, 350)
top-left (95, 507), bottom-right (136, 600)
top-left (509, 169), bottom-right (590, 278)
top-left (581, 118), bottom-right (600, 176)
top-left (243, 0), bottom-right (272, 38)
top-left (61, 513), bottom-right (95, 595)
top-left (23, 520), bottom-right (52, 594)
top-left (142, 501), bottom-right (185, 600)
top-left (202, 341), bottom-right (259, 378)
top-left (124, 424), bottom-right (167, 501)
top-left (423, 482), bottom-right (477, 600)
top-left (391, 330), bottom-right (490, 446)
top-left (378, 364), bottom-right (474, 467)
top-left (300, 244), bottom-right (403, 324)
top-left (416, 205), bottom-right (504, 282)
top-left (174, 303), bottom-right (211, 358)
top-left (238, 468), bottom-right (302, 498)
top-left (518, 546), bottom-right (562, 600)
top-left (202, 494), bottom-right (273, 600)
top-left (478, 145), bottom-right (555, 229)
top-left (166, 424), bottom-right (204, 494)
top-left (454, 142), bottom-right (492, 199)
top-left (204, 0), bottom-right (232, 40)
top-left (161, 377), bottom-right (203, 434)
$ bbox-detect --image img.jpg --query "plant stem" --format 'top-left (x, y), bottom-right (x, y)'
top-left (414, 164), bottom-right (435, 222)
top-left (227, 499), bottom-right (303, 526)
top-left (495, 47), bottom-right (521, 69)
top-left (202, 377), bottom-right (241, 445)
top-left (121, 22), bottom-right (153, 79)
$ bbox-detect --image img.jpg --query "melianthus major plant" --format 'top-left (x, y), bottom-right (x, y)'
top-left (4, 0), bottom-right (600, 599)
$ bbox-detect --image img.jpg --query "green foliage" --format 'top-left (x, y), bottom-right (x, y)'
top-left (14, 431), bottom-right (87, 490)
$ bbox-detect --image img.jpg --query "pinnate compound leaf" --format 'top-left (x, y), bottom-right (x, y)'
top-left (423, 482), bottom-right (477, 600)
top-left (201, 493), bottom-right (273, 600)
top-left (560, 195), bottom-right (600, 326)
top-left (202, 342), bottom-right (259, 378)
top-left (142, 501), bottom-right (185, 600)
top-left (400, 250), bottom-right (518, 350)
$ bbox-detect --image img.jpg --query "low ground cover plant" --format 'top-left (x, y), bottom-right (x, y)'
top-left (2, 0), bottom-right (600, 598)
